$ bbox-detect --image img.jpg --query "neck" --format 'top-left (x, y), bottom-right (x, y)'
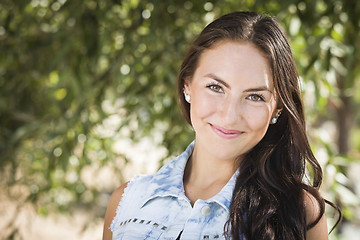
top-left (187, 144), bottom-right (237, 183)
top-left (183, 141), bottom-right (238, 204)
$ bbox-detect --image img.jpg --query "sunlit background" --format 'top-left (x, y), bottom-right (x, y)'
top-left (1, 0), bottom-right (359, 239)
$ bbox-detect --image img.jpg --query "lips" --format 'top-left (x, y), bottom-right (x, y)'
top-left (210, 124), bottom-right (244, 139)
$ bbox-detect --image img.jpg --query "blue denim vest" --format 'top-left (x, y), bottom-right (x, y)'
top-left (111, 141), bottom-right (238, 239)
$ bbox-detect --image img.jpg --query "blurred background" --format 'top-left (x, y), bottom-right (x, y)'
top-left (0, 0), bottom-right (359, 239)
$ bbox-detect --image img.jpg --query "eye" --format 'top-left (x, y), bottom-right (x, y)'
top-left (247, 94), bottom-right (264, 102)
top-left (207, 84), bottom-right (224, 93)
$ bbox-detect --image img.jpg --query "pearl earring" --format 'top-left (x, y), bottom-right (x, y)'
top-left (271, 117), bottom-right (278, 124)
top-left (271, 111), bottom-right (282, 124)
top-left (184, 93), bottom-right (191, 103)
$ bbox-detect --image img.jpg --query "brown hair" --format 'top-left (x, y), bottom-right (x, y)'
top-left (177, 11), bottom-right (340, 239)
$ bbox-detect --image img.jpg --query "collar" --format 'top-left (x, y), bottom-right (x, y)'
top-left (140, 141), bottom-right (238, 211)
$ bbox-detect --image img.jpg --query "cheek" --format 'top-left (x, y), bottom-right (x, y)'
top-left (191, 92), bottom-right (219, 119)
top-left (243, 106), bottom-right (272, 131)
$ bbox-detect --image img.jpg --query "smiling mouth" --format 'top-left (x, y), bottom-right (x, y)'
top-left (210, 124), bottom-right (244, 139)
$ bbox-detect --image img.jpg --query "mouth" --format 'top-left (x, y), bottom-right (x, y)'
top-left (210, 124), bottom-right (244, 139)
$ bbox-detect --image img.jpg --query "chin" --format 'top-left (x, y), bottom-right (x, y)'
top-left (212, 150), bottom-right (243, 162)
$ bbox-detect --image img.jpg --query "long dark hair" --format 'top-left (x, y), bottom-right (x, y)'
top-left (177, 12), bottom-right (340, 239)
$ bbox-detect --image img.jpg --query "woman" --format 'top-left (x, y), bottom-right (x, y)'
top-left (103, 11), bottom-right (340, 240)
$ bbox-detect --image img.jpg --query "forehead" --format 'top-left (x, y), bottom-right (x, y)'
top-left (194, 40), bottom-right (273, 89)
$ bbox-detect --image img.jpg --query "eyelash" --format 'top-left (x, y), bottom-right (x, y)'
top-left (206, 83), bottom-right (266, 102)
top-left (206, 83), bottom-right (224, 93)
top-left (247, 93), bottom-right (265, 102)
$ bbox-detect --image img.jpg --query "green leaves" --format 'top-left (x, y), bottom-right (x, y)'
top-left (0, 0), bottom-right (359, 238)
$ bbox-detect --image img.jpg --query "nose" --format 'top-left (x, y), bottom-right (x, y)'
top-left (221, 96), bottom-right (242, 126)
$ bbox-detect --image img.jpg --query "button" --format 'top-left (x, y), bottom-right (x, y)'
top-left (201, 205), bottom-right (211, 216)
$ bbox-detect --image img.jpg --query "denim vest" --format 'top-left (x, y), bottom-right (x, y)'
top-left (110, 141), bottom-right (238, 239)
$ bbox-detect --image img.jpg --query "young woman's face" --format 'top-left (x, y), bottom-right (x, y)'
top-left (184, 41), bottom-right (280, 163)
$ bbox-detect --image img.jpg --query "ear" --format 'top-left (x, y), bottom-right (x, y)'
top-left (274, 108), bottom-right (283, 118)
top-left (183, 78), bottom-right (191, 94)
top-left (274, 100), bottom-right (283, 117)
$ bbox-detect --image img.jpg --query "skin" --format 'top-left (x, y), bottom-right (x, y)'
top-left (102, 40), bottom-right (328, 240)
top-left (183, 40), bottom-right (280, 205)
top-left (103, 182), bottom-right (128, 240)
top-left (305, 192), bottom-right (329, 239)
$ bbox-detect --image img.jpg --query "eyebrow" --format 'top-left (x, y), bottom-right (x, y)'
top-left (244, 87), bottom-right (273, 94)
top-left (204, 73), bottom-right (230, 88)
top-left (204, 73), bottom-right (273, 93)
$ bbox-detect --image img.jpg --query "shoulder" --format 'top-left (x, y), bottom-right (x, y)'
top-left (304, 190), bottom-right (328, 240)
top-left (111, 182), bottom-right (130, 207)
top-left (103, 182), bottom-right (129, 240)
top-left (304, 190), bottom-right (323, 225)
top-left (102, 168), bottom-right (173, 240)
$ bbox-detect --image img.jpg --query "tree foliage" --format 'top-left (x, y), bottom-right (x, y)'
top-left (0, 0), bottom-right (359, 238)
